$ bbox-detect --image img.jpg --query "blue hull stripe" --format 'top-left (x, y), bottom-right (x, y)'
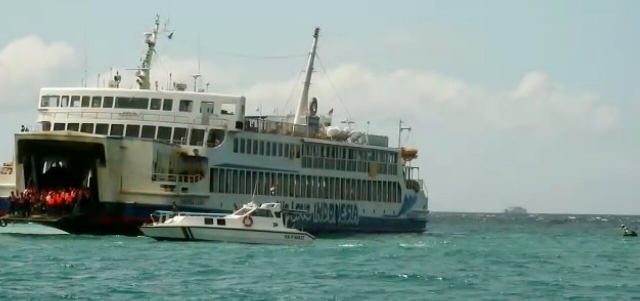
top-left (126, 203), bottom-right (427, 233)
top-left (0, 198), bottom-right (427, 233)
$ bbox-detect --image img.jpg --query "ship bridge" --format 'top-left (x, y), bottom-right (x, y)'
top-left (36, 87), bottom-right (246, 148)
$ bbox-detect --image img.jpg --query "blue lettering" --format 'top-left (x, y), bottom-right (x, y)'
top-left (284, 201), bottom-right (359, 226)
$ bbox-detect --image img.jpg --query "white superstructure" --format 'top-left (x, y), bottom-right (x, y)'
top-left (0, 16), bottom-right (429, 234)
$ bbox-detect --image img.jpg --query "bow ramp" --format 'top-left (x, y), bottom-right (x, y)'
top-left (0, 131), bottom-right (106, 233)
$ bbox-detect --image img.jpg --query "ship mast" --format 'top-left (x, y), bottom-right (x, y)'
top-left (135, 15), bottom-right (162, 90)
top-left (293, 27), bottom-right (320, 126)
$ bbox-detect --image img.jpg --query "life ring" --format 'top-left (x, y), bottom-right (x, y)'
top-left (243, 215), bottom-right (253, 227)
top-left (0, 219), bottom-right (7, 227)
top-left (309, 97), bottom-right (318, 116)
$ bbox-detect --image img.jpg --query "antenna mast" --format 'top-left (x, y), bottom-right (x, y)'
top-left (397, 119), bottom-right (411, 148)
top-left (193, 34), bottom-right (202, 92)
top-left (293, 27), bottom-right (321, 126)
top-left (197, 34), bottom-right (201, 75)
top-left (83, 31), bottom-right (88, 87)
top-left (135, 15), bottom-right (162, 90)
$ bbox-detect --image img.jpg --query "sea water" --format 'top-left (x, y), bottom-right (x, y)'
top-left (1, 213), bottom-right (639, 300)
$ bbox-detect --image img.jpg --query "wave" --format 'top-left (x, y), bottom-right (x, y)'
top-left (429, 212), bottom-right (640, 227)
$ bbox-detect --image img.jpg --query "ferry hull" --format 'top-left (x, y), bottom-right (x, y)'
top-left (129, 202), bottom-right (427, 234)
top-left (140, 225), bottom-right (314, 245)
top-left (0, 198), bottom-right (427, 236)
top-left (0, 200), bottom-right (6, 217)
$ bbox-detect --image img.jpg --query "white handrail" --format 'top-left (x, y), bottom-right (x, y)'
top-left (152, 173), bottom-right (203, 183)
top-left (38, 111), bottom-right (229, 128)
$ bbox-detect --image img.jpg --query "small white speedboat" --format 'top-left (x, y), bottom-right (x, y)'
top-left (621, 224), bottom-right (638, 237)
top-left (139, 201), bottom-right (315, 246)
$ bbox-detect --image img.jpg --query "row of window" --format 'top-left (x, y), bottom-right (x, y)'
top-left (232, 138), bottom-right (399, 164)
top-left (303, 144), bottom-right (399, 164)
top-left (300, 144), bottom-right (399, 174)
top-left (39, 95), bottom-right (236, 115)
top-left (44, 122), bottom-right (223, 147)
top-left (203, 210), bottom-right (273, 226)
top-left (231, 138), bottom-right (399, 175)
top-left (209, 168), bottom-right (402, 203)
top-left (232, 138), bottom-right (300, 159)
top-left (301, 157), bottom-right (397, 175)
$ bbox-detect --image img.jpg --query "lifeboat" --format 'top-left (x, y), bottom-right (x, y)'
top-left (400, 147), bottom-right (418, 161)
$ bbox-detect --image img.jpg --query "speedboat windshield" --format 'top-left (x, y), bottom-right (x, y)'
top-left (233, 208), bottom-right (252, 216)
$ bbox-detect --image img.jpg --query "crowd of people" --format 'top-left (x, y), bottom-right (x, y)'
top-left (7, 186), bottom-right (92, 218)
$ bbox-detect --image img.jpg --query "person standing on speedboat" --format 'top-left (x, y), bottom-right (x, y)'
top-left (621, 224), bottom-right (637, 236)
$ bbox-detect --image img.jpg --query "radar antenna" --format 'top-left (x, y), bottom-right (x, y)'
top-left (341, 118), bottom-right (355, 128)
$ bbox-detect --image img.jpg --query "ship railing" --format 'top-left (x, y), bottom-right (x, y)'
top-left (14, 124), bottom-right (43, 133)
top-left (418, 179), bottom-right (429, 196)
top-left (405, 180), bottom-right (420, 192)
top-left (243, 118), bottom-right (319, 138)
top-left (152, 173), bottom-right (203, 183)
top-left (25, 129), bottom-right (214, 150)
top-left (404, 178), bottom-right (429, 194)
top-left (154, 138), bottom-right (193, 146)
top-left (38, 111), bottom-right (229, 128)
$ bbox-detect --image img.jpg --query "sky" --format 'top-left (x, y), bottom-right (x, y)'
top-left (0, 0), bottom-right (638, 214)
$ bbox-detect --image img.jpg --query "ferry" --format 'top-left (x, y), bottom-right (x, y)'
top-left (0, 15), bottom-right (430, 236)
top-left (140, 201), bottom-right (315, 245)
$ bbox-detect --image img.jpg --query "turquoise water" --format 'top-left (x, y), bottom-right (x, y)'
top-left (1, 212), bottom-right (639, 300)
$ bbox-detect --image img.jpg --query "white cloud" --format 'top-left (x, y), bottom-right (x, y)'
top-left (83, 40), bottom-right (620, 136)
top-left (0, 34), bottom-right (621, 149)
top-left (236, 64), bottom-right (621, 136)
top-left (0, 35), bottom-right (77, 111)
top-left (512, 71), bottom-right (550, 99)
top-left (0, 35), bottom-right (78, 159)
top-left (96, 56), bottom-right (618, 138)
top-left (0, 33), bottom-right (633, 214)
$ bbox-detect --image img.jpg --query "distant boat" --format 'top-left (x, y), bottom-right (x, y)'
top-left (504, 207), bottom-right (527, 214)
top-left (621, 224), bottom-right (638, 237)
